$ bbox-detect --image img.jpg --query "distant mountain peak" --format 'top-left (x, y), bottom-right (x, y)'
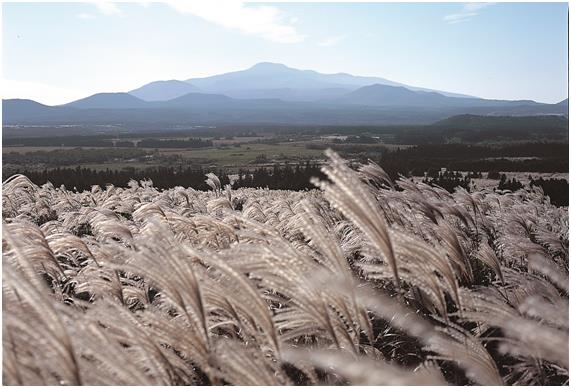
top-left (66, 92), bottom-right (148, 109)
top-left (129, 80), bottom-right (200, 102)
top-left (249, 62), bottom-right (290, 70)
top-left (3, 98), bottom-right (49, 107)
top-left (245, 62), bottom-right (297, 75)
top-left (125, 62), bottom-right (476, 101)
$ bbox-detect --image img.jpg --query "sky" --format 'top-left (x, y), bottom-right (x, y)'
top-left (2, 1), bottom-right (569, 105)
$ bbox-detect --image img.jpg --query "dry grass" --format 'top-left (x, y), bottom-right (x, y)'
top-left (2, 150), bottom-right (568, 385)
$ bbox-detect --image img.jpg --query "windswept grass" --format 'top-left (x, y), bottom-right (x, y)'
top-left (2, 150), bottom-right (568, 385)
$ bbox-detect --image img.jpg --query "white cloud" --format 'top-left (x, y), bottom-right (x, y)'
top-left (464, 3), bottom-right (494, 12)
top-left (444, 3), bottom-right (494, 24)
top-left (77, 13), bottom-right (96, 19)
top-left (317, 35), bottom-right (346, 47)
top-left (443, 12), bottom-right (477, 24)
top-left (93, 2), bottom-right (122, 16)
top-left (164, 0), bottom-right (305, 43)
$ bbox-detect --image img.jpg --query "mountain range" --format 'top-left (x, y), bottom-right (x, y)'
top-left (131, 62), bottom-right (474, 101)
top-left (3, 62), bottom-right (568, 126)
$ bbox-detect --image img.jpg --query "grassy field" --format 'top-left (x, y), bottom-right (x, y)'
top-left (3, 142), bottom-right (326, 172)
top-left (4, 151), bottom-right (568, 385)
top-left (157, 143), bottom-right (325, 167)
top-left (3, 146), bottom-right (109, 153)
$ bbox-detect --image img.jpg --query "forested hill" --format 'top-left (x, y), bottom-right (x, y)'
top-left (432, 114), bottom-right (568, 131)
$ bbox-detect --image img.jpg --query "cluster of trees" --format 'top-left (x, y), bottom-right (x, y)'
top-left (388, 143), bottom-right (568, 159)
top-left (379, 143), bottom-right (568, 178)
top-left (419, 171), bottom-right (568, 207)
top-left (12, 163), bottom-right (324, 192)
top-left (424, 168), bottom-right (482, 179)
top-left (422, 171), bottom-right (472, 193)
top-left (19, 166), bottom-right (230, 192)
top-left (137, 138), bottom-right (212, 148)
top-left (496, 174), bottom-right (568, 207)
top-left (530, 177), bottom-right (568, 207)
top-left (4, 135), bottom-right (112, 147)
top-left (94, 138), bottom-right (213, 149)
top-left (331, 135), bottom-right (381, 144)
top-left (232, 162), bottom-right (325, 190)
top-left (4, 136), bottom-right (213, 149)
top-left (10, 162), bottom-right (568, 206)
top-left (497, 174), bottom-right (524, 191)
top-left (396, 115), bottom-right (569, 144)
top-left (3, 148), bottom-right (151, 167)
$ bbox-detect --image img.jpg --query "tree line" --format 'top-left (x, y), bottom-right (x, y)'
top-left (9, 162), bottom-right (568, 207)
top-left (19, 166), bottom-right (230, 192)
top-left (378, 143), bottom-right (568, 178)
top-left (12, 162), bottom-right (325, 192)
top-left (232, 162), bottom-right (325, 190)
top-left (4, 136), bottom-right (213, 149)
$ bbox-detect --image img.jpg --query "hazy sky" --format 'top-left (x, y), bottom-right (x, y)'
top-left (2, 1), bottom-right (569, 104)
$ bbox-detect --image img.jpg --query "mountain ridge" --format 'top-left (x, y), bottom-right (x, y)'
top-left (127, 62), bottom-right (475, 102)
top-left (129, 80), bottom-right (201, 102)
top-left (70, 83), bottom-right (549, 111)
top-left (4, 63), bottom-right (567, 126)
top-left (66, 92), bottom-right (149, 109)
top-left (4, 93), bottom-right (567, 126)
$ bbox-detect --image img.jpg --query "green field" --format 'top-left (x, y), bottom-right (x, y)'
top-left (156, 143), bottom-right (324, 167)
top-left (3, 142), bottom-right (327, 172)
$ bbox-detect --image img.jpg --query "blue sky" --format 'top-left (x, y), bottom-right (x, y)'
top-left (2, 1), bottom-right (568, 104)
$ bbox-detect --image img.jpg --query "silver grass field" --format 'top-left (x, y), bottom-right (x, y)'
top-left (2, 150), bottom-right (568, 385)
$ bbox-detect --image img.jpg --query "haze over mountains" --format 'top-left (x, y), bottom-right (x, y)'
top-left (3, 63), bottom-right (568, 126)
